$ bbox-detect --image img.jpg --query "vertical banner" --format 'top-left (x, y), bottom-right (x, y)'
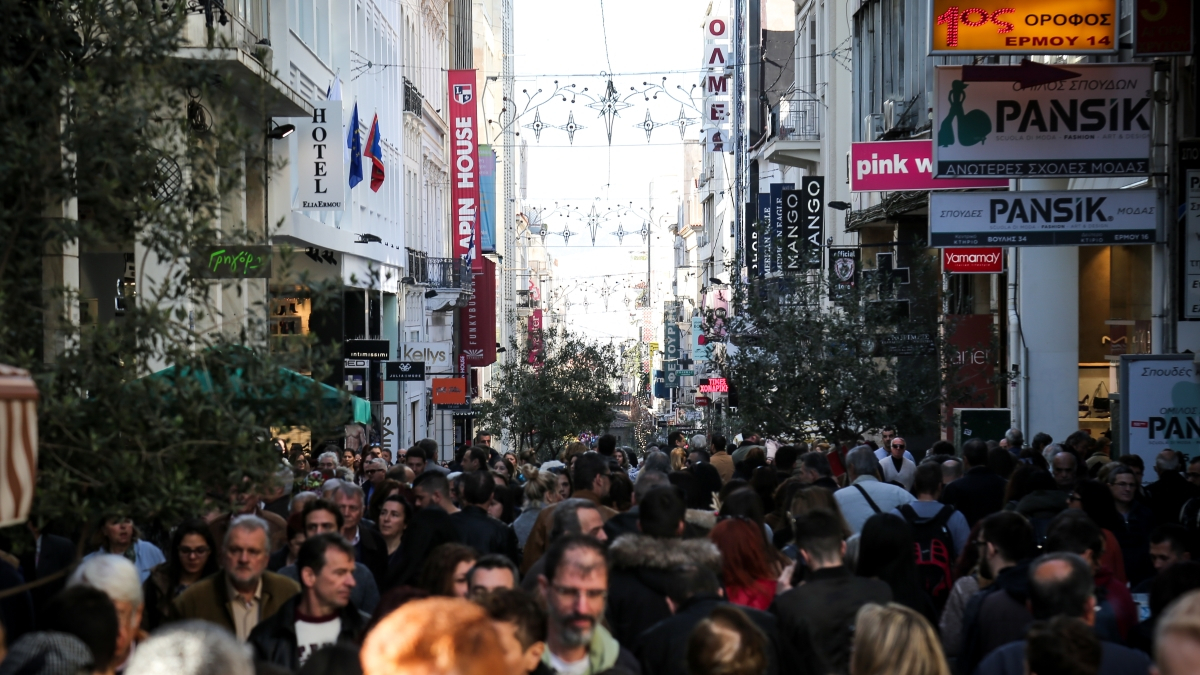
top-left (294, 103), bottom-right (346, 210)
top-left (479, 145), bottom-right (497, 253)
top-left (801, 176), bottom-right (824, 268)
top-left (664, 313), bottom-right (681, 389)
top-left (757, 194), bottom-right (770, 278)
top-left (460, 257), bottom-right (496, 367)
top-left (744, 202), bottom-right (759, 278)
top-left (781, 189), bottom-right (803, 273)
top-left (448, 70), bottom-right (481, 270)
top-left (829, 248), bottom-right (860, 295)
top-left (692, 316), bottom-right (708, 362)
top-left (770, 183), bottom-right (794, 274)
top-left (527, 309), bottom-right (544, 364)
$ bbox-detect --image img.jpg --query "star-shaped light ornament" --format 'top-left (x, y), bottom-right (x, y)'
top-left (636, 110), bottom-right (657, 143)
top-left (675, 105), bottom-right (698, 139)
top-left (560, 226), bottom-right (575, 245)
top-left (639, 221), bottom-right (651, 244)
top-left (586, 204), bottom-right (602, 245)
top-left (614, 222), bottom-right (631, 245)
top-left (560, 111), bottom-right (584, 144)
top-left (523, 109), bottom-right (547, 142)
top-left (587, 77), bottom-right (631, 144)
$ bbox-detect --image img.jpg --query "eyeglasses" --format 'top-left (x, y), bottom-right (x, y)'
top-left (366, 468), bottom-right (384, 475)
top-left (892, 444), bottom-right (905, 449)
top-left (179, 546), bottom-right (210, 557)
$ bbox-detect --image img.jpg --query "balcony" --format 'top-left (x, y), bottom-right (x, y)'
top-left (407, 250), bottom-right (471, 311)
top-left (176, 2), bottom-right (310, 118)
top-left (404, 78), bottom-right (424, 119)
top-left (761, 94), bottom-right (822, 169)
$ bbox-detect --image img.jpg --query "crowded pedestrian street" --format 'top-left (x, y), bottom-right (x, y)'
top-left (1, 0), bottom-right (1199, 673)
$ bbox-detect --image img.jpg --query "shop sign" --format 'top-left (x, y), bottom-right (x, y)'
top-left (698, 377), bottom-right (729, 393)
top-left (875, 333), bottom-right (938, 357)
top-left (1134, 0), bottom-right (1193, 55)
top-left (943, 247), bottom-right (1004, 274)
top-left (398, 342), bottom-right (454, 369)
top-left (745, 201), bottom-right (760, 279)
top-left (344, 339), bottom-right (391, 360)
top-left (695, 396), bottom-right (710, 407)
top-left (769, 183), bottom-right (793, 274)
top-left (850, 141), bottom-right (1009, 191)
top-left (929, 189), bottom-right (1158, 246)
top-left (1120, 355), bottom-right (1200, 482)
top-left (782, 178), bottom-right (824, 272)
top-left (1182, 142), bottom-right (1200, 319)
top-left (448, 70), bottom-right (481, 270)
top-left (294, 103), bottom-right (346, 210)
top-left (930, 0), bottom-right (1118, 55)
top-left (829, 248), bottom-right (860, 296)
top-left (664, 315), bottom-right (681, 389)
top-left (460, 257), bottom-right (496, 368)
top-left (194, 245), bottom-right (271, 279)
top-left (932, 63), bottom-right (1153, 178)
top-left (755, 194), bottom-right (770, 278)
top-left (385, 361), bottom-right (426, 381)
top-left (945, 314), bottom-right (998, 409)
top-left (431, 377), bottom-right (467, 405)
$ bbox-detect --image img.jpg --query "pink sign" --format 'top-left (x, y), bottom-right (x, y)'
top-left (850, 140), bottom-right (1009, 192)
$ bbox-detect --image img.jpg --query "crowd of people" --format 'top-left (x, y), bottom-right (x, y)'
top-left (5, 425), bottom-right (1200, 675)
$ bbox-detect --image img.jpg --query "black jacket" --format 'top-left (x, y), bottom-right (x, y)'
top-left (1145, 471), bottom-right (1198, 526)
top-left (354, 521), bottom-right (390, 588)
top-left (604, 507), bottom-right (640, 541)
top-left (19, 533), bottom-right (74, 617)
top-left (249, 596), bottom-right (368, 672)
top-left (637, 595), bottom-right (781, 675)
top-left (769, 566), bottom-right (892, 675)
top-left (941, 466), bottom-right (1007, 526)
top-left (605, 534), bottom-right (722, 648)
top-left (959, 559), bottom-right (1032, 675)
top-left (385, 505), bottom-right (459, 590)
top-left (449, 505), bottom-right (521, 565)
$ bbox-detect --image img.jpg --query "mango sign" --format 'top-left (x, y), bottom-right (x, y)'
top-left (930, 0), bottom-right (1118, 54)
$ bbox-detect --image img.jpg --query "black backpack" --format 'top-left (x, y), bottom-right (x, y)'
top-left (897, 503), bottom-right (956, 611)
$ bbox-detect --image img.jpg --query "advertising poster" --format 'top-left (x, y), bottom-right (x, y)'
top-left (1120, 355), bottom-right (1200, 482)
top-left (932, 64), bottom-right (1153, 178)
top-left (929, 189), bottom-right (1158, 246)
top-left (448, 70), bottom-right (481, 269)
top-left (850, 140), bottom-right (1009, 191)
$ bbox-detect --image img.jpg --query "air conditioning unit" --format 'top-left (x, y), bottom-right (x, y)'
top-left (863, 113), bottom-right (884, 141)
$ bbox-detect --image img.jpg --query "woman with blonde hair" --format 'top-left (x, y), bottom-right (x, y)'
top-left (670, 447), bottom-right (688, 473)
top-left (511, 466), bottom-right (561, 548)
top-left (850, 603), bottom-right (950, 675)
top-left (563, 441), bottom-right (589, 470)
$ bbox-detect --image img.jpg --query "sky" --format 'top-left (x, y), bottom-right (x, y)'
top-left (513, 0), bottom-right (709, 344)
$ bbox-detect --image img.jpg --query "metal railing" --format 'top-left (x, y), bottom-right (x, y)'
top-left (404, 78), bottom-right (424, 119)
top-left (426, 257), bottom-right (464, 289)
top-left (772, 95), bottom-right (822, 142)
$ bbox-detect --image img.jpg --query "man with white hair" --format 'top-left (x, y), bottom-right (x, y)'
top-left (833, 445), bottom-right (916, 534)
top-left (172, 514), bottom-right (300, 641)
top-left (69, 554), bottom-right (145, 669)
top-left (126, 620), bottom-right (254, 675)
top-left (361, 457), bottom-right (388, 506)
top-left (689, 434), bottom-right (707, 451)
top-left (316, 450), bottom-right (339, 476)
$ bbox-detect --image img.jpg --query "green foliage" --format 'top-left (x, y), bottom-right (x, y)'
top-left (723, 251), bottom-right (960, 443)
top-left (0, 0), bottom-right (346, 538)
top-left (477, 327), bottom-right (621, 461)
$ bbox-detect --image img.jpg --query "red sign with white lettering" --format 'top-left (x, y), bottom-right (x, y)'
top-left (698, 377), bottom-right (729, 393)
top-left (850, 141), bottom-right (1009, 192)
top-left (448, 70), bottom-right (480, 271)
top-left (943, 248), bottom-right (1004, 274)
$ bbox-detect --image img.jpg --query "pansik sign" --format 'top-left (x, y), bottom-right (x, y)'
top-left (1120, 355), bottom-right (1200, 482)
top-left (850, 141), bottom-right (1009, 191)
top-left (930, 0), bottom-right (1118, 54)
top-left (448, 70), bottom-right (481, 270)
top-left (295, 103), bottom-right (346, 210)
top-left (929, 190), bottom-right (1158, 247)
top-left (932, 64), bottom-right (1153, 178)
top-left (943, 248), bottom-right (1004, 274)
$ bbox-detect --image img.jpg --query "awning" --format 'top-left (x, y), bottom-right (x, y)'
top-left (147, 359), bottom-right (370, 425)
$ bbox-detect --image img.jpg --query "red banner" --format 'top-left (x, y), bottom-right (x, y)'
top-left (527, 309), bottom-right (544, 364)
top-left (448, 70), bottom-right (481, 270)
top-left (943, 248), bottom-right (1004, 274)
top-left (460, 257), bottom-right (496, 368)
top-left (943, 315), bottom-right (998, 433)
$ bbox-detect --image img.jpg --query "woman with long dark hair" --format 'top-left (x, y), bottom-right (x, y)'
top-left (141, 519), bottom-right (218, 630)
top-left (856, 513), bottom-right (938, 627)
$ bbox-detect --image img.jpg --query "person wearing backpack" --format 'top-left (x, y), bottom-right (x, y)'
top-left (892, 463), bottom-right (971, 613)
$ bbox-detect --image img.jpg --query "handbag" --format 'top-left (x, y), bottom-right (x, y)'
top-left (1078, 394), bottom-right (1090, 413)
top-left (1091, 381), bottom-right (1111, 416)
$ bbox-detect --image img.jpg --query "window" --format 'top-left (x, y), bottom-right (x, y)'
top-left (293, 0), bottom-right (329, 63)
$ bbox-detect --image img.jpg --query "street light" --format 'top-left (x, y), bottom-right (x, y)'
top-left (267, 122), bottom-right (295, 139)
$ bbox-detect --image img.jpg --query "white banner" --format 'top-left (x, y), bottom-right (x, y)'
top-left (1120, 356), bottom-right (1200, 483)
top-left (932, 63), bottom-right (1153, 178)
top-left (705, 128), bottom-right (733, 153)
top-left (929, 189), bottom-right (1157, 247)
top-left (397, 341), bottom-right (454, 371)
top-left (295, 103), bottom-right (346, 210)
